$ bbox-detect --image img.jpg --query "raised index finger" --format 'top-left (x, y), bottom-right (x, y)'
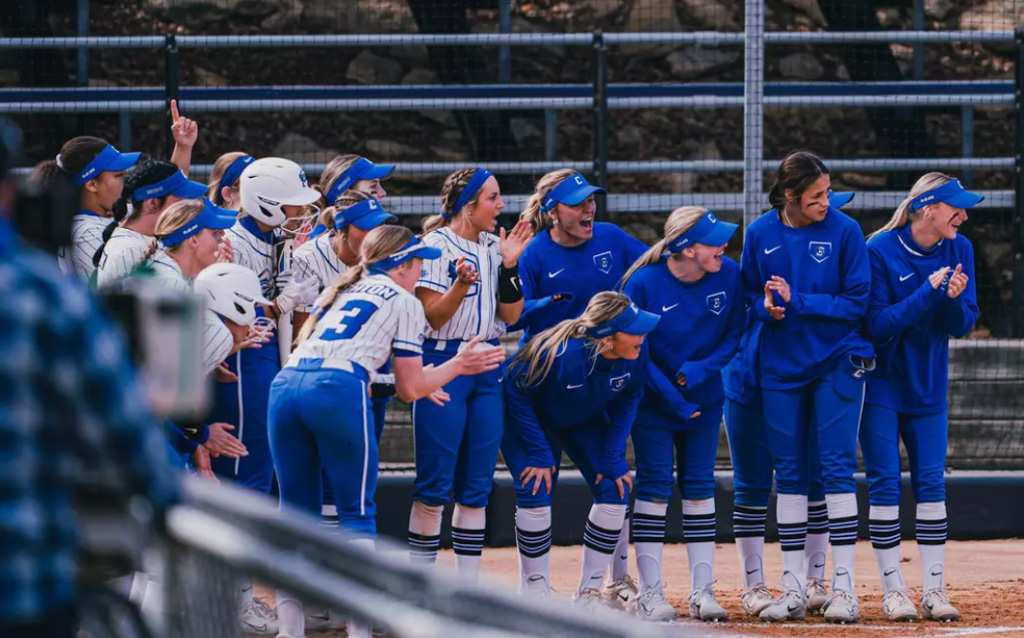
top-left (170, 99), bottom-right (180, 123)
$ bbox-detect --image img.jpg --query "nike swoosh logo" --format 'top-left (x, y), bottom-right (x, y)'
top-left (567, 383), bottom-right (584, 389)
top-left (746, 568), bottom-right (759, 575)
top-left (884, 568), bottom-right (897, 576)
top-left (662, 303), bottom-right (679, 312)
top-left (899, 273), bottom-right (914, 281)
top-left (245, 623), bottom-right (268, 632)
top-left (548, 268), bottom-right (565, 278)
top-left (618, 592), bottom-right (630, 601)
top-left (814, 563), bottom-right (824, 569)
top-left (764, 246), bottom-right (781, 255)
top-left (787, 603), bottom-right (799, 612)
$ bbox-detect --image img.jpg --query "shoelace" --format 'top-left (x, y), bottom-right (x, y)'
top-left (888, 589), bottom-right (914, 608)
top-left (925, 588), bottom-right (952, 605)
top-left (640, 583), bottom-right (669, 606)
top-left (745, 584), bottom-right (772, 598)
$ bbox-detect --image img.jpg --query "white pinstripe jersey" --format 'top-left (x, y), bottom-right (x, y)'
top-left (97, 227), bottom-right (152, 289)
top-left (291, 232), bottom-right (347, 313)
top-left (147, 251), bottom-right (191, 294)
top-left (58, 213), bottom-right (110, 279)
top-left (416, 226), bottom-right (504, 341)
top-left (226, 218), bottom-right (277, 298)
top-left (203, 310), bottom-right (234, 376)
top-left (292, 273), bottom-right (426, 376)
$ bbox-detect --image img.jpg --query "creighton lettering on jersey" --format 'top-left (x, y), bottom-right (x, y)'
top-left (59, 212), bottom-right (109, 278)
top-left (291, 232), bottom-right (347, 313)
top-left (97, 227), bottom-right (151, 288)
top-left (417, 226), bottom-right (504, 341)
top-left (227, 216), bottom-right (276, 297)
top-left (292, 273), bottom-right (426, 377)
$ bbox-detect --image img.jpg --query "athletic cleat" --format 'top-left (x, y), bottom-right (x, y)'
top-left (823, 589), bottom-right (860, 624)
top-left (921, 588), bottom-right (960, 622)
top-left (741, 583), bottom-right (774, 616)
top-left (806, 577), bottom-right (829, 615)
top-left (239, 598), bottom-right (278, 635)
top-left (519, 574), bottom-right (552, 598)
top-left (573, 588), bottom-right (603, 613)
top-left (636, 582), bottom-right (677, 622)
top-left (759, 588), bottom-right (806, 622)
top-left (882, 589), bottom-right (918, 622)
top-left (600, 574), bottom-right (639, 613)
top-left (689, 583), bottom-right (729, 622)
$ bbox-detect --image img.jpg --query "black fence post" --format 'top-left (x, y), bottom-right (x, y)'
top-left (1013, 27), bottom-right (1024, 338)
top-left (592, 30), bottom-right (609, 222)
top-left (164, 34), bottom-right (180, 158)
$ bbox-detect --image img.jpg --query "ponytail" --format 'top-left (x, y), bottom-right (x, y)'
top-left (519, 168), bottom-right (576, 235)
top-left (620, 239), bottom-right (668, 288)
top-left (423, 167), bottom-right (482, 236)
top-left (620, 206), bottom-right (708, 287)
top-left (138, 237), bottom-right (161, 266)
top-left (868, 172), bottom-right (953, 240)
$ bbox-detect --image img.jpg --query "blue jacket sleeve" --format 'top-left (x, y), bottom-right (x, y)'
top-left (601, 351), bottom-right (646, 479)
top-left (676, 272), bottom-right (744, 388)
top-left (503, 360), bottom-right (558, 469)
top-left (864, 245), bottom-right (943, 341)
top-left (646, 362), bottom-right (701, 419)
top-left (940, 245), bottom-right (979, 338)
top-left (789, 223), bottom-right (871, 320)
top-left (740, 226), bottom-right (774, 322)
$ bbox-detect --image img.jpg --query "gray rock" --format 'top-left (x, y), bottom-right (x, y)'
top-left (146, 0), bottom-right (285, 21)
top-left (875, 8), bottom-right (901, 28)
top-left (616, 124), bottom-right (644, 149)
top-left (401, 69), bottom-right (456, 128)
top-left (431, 144), bottom-right (470, 162)
top-left (666, 46), bottom-right (742, 80)
top-left (623, 222), bottom-right (660, 246)
top-left (347, 51), bottom-right (403, 85)
top-left (960, 0), bottom-right (1023, 52)
top-left (659, 171), bottom-right (699, 194)
top-left (301, 0), bottom-right (418, 32)
top-left (195, 67), bottom-right (229, 87)
top-left (777, 0), bottom-right (827, 27)
top-left (365, 139), bottom-right (420, 159)
top-left (676, 0), bottom-right (739, 31)
top-left (778, 52), bottom-right (825, 80)
top-left (510, 118), bottom-right (543, 145)
top-left (691, 141), bottom-right (722, 163)
top-left (622, 0), bottom-right (682, 54)
top-left (925, 0), bottom-right (953, 20)
top-left (273, 132), bottom-right (337, 166)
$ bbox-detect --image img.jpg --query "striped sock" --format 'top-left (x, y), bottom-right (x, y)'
top-left (452, 505), bottom-right (486, 581)
top-left (917, 501), bottom-right (947, 591)
top-left (733, 504), bottom-right (767, 588)
top-left (633, 500), bottom-right (667, 589)
top-left (683, 499), bottom-right (716, 590)
top-left (826, 492), bottom-right (858, 592)
top-left (777, 494), bottom-right (808, 590)
top-left (408, 501), bottom-right (443, 564)
top-left (870, 505), bottom-right (903, 594)
top-left (515, 506), bottom-right (552, 589)
top-left (579, 503), bottom-right (626, 594)
top-left (408, 532), bottom-right (441, 563)
top-left (806, 500), bottom-right (829, 580)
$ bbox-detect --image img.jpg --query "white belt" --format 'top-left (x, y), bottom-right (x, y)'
top-left (285, 355), bottom-right (356, 373)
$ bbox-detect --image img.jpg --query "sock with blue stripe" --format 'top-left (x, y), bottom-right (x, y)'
top-left (683, 498), bottom-right (716, 591)
top-left (452, 504), bottom-right (486, 582)
top-left (515, 506), bottom-right (552, 589)
top-left (633, 500), bottom-right (667, 589)
top-left (579, 503), bottom-right (626, 594)
top-left (777, 494), bottom-right (808, 591)
top-left (917, 501), bottom-right (947, 592)
top-left (827, 492), bottom-right (858, 592)
top-left (869, 504), bottom-right (904, 594)
top-left (733, 504), bottom-right (767, 588)
top-left (610, 505), bottom-right (631, 582)
top-left (408, 500), bottom-right (443, 564)
top-left (806, 500), bottom-right (829, 581)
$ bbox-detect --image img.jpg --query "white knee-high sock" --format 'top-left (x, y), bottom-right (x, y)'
top-left (777, 494), bottom-right (808, 591)
top-left (610, 505), bottom-right (631, 582)
top-left (633, 500), bottom-right (668, 589)
top-left (452, 504), bottom-right (486, 582)
top-left (409, 501), bottom-right (443, 564)
top-left (917, 501), bottom-right (947, 591)
top-left (276, 590), bottom-right (304, 638)
top-left (733, 504), bottom-right (767, 588)
top-left (579, 503), bottom-right (627, 594)
top-left (869, 504), bottom-right (903, 594)
top-left (826, 493), bottom-right (858, 592)
top-left (683, 498), bottom-right (716, 591)
top-left (515, 506), bottom-right (552, 588)
top-left (806, 500), bottom-right (829, 581)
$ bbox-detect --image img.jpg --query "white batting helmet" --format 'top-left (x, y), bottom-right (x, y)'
top-left (239, 157), bottom-right (320, 227)
top-left (195, 263), bottom-right (273, 326)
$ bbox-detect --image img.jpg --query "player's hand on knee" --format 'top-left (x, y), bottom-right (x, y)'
top-left (203, 423), bottom-right (248, 459)
top-left (520, 466), bottom-right (554, 495)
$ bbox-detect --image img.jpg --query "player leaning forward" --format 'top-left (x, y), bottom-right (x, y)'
top-left (740, 151), bottom-right (875, 624)
top-left (860, 174), bottom-right (980, 622)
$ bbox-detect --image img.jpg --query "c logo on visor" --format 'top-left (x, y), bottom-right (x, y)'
top-left (574, 175), bottom-right (584, 185)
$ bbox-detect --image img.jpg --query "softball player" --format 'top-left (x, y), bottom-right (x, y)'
top-left (620, 207), bottom-right (741, 622)
top-left (860, 174), bottom-right (980, 622)
top-left (740, 152), bottom-right (874, 623)
top-left (723, 190), bottom-right (855, 619)
top-left (503, 292), bottom-right (656, 609)
top-left (96, 159), bottom-right (207, 289)
top-left (306, 155), bottom-right (393, 240)
top-left (268, 225), bottom-right (505, 638)
top-left (408, 167), bottom-right (532, 582)
top-left (206, 152), bottom-right (254, 209)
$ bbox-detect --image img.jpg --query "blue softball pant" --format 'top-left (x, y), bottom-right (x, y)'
top-left (323, 399), bottom-right (387, 509)
top-left (724, 399), bottom-right (826, 507)
top-left (859, 405), bottom-right (947, 506)
top-left (268, 361), bottom-right (378, 536)
top-left (209, 336), bottom-right (278, 493)
top-left (502, 415), bottom-right (631, 506)
top-left (412, 341), bottom-right (503, 508)
top-left (632, 400), bottom-right (724, 503)
top-left (761, 356), bottom-right (870, 496)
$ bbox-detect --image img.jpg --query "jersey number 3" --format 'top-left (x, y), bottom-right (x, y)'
top-left (320, 299), bottom-right (378, 341)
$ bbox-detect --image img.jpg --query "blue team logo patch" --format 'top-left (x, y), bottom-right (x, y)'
top-left (299, 169), bottom-right (309, 188)
top-left (809, 241), bottom-right (832, 264)
top-left (610, 373), bottom-right (630, 392)
top-left (593, 251), bottom-right (613, 274)
top-left (446, 257), bottom-right (480, 297)
top-left (706, 291), bottom-right (726, 315)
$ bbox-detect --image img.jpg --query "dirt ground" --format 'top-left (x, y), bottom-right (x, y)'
top-left (257, 540), bottom-right (1024, 638)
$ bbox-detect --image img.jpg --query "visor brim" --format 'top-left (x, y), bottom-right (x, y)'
top-left (829, 191), bottom-right (855, 209)
top-left (620, 309), bottom-right (660, 336)
top-left (944, 190), bottom-right (985, 210)
top-left (360, 164), bottom-right (395, 181)
top-left (172, 179), bottom-right (210, 200)
top-left (561, 184), bottom-right (605, 206)
top-left (699, 221), bottom-right (739, 246)
top-left (350, 210), bottom-right (398, 231)
top-left (206, 213), bottom-right (239, 231)
top-left (105, 151), bottom-right (142, 172)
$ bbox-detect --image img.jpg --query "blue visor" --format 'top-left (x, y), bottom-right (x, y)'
top-left (132, 169), bottom-right (208, 202)
top-left (910, 178), bottom-right (984, 211)
top-left (540, 173), bottom-right (605, 213)
top-left (162, 199), bottom-right (238, 248)
top-left (334, 197), bottom-right (397, 231)
top-left (829, 190), bottom-right (855, 209)
top-left (586, 300), bottom-right (661, 339)
top-left (74, 144), bottom-right (141, 187)
top-left (324, 157), bottom-right (395, 205)
top-left (366, 236), bottom-right (442, 275)
top-left (667, 211), bottom-right (738, 252)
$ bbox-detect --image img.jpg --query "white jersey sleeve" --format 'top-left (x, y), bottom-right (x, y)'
top-left (393, 294), bottom-right (427, 358)
top-left (417, 231), bottom-right (451, 295)
top-left (202, 310), bottom-right (234, 376)
top-left (69, 215), bottom-right (111, 280)
top-left (228, 220), bottom-right (277, 299)
top-left (97, 228), bottom-right (153, 289)
top-left (291, 233), bottom-right (347, 313)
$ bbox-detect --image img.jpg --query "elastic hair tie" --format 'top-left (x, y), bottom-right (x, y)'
top-left (55, 154), bottom-right (65, 170)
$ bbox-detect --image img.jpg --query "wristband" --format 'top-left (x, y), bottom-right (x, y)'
top-left (370, 382), bottom-right (397, 400)
top-left (498, 263), bottom-right (524, 303)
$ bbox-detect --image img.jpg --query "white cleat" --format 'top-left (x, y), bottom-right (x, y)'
top-left (823, 589), bottom-right (860, 624)
top-left (635, 582), bottom-right (677, 622)
top-left (519, 574), bottom-right (552, 599)
top-left (689, 584), bottom-right (729, 623)
top-left (573, 588), bottom-right (603, 613)
top-left (600, 574), bottom-right (639, 613)
top-left (760, 571), bottom-right (806, 622)
top-left (883, 589), bottom-right (918, 622)
top-left (240, 597), bottom-right (278, 635)
top-left (921, 588), bottom-right (960, 622)
top-left (806, 577), bottom-right (829, 615)
top-left (741, 583), bottom-right (774, 617)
